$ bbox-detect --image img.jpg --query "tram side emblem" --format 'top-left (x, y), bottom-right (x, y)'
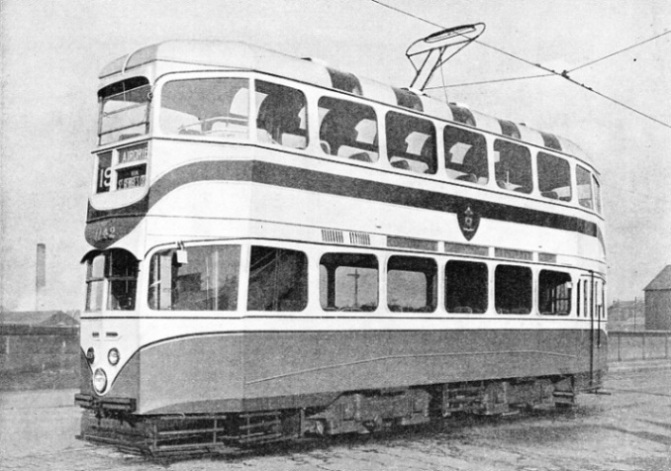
top-left (457, 202), bottom-right (480, 241)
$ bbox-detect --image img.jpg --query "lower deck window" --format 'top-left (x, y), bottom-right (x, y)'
top-left (247, 246), bottom-right (307, 311)
top-left (387, 256), bottom-right (437, 312)
top-left (320, 253), bottom-right (378, 311)
top-left (149, 245), bottom-right (240, 311)
top-left (445, 260), bottom-right (488, 314)
top-left (539, 270), bottom-right (572, 315)
top-left (495, 265), bottom-right (532, 314)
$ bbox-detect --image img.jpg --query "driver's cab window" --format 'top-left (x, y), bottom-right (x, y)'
top-left (159, 77), bottom-right (250, 139)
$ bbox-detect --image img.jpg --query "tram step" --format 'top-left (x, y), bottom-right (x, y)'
top-left (238, 431), bottom-right (284, 445)
top-left (156, 426), bottom-right (227, 436)
top-left (447, 397), bottom-right (482, 403)
top-left (240, 411), bottom-right (282, 419)
top-left (552, 391), bottom-right (575, 397)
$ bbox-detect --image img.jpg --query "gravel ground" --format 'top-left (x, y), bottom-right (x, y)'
top-left (1, 362), bottom-right (670, 471)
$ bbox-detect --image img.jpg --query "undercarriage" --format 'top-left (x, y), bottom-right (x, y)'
top-left (77, 373), bottom-right (595, 458)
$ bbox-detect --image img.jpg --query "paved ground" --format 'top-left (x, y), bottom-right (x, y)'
top-left (1, 361), bottom-right (670, 471)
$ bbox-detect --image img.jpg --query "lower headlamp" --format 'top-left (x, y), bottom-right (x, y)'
top-left (92, 368), bottom-right (107, 394)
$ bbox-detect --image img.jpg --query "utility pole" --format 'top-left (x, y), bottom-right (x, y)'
top-left (348, 269), bottom-right (361, 308)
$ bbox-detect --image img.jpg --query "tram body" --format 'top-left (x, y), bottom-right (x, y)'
top-left (76, 40), bottom-right (607, 451)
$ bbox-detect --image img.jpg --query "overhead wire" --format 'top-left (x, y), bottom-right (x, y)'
top-left (568, 29), bottom-right (671, 73)
top-left (370, 0), bottom-right (559, 74)
top-left (425, 73), bottom-right (554, 89)
top-left (369, 0), bottom-right (671, 129)
top-left (370, 0), bottom-right (671, 206)
top-left (556, 72), bottom-right (671, 130)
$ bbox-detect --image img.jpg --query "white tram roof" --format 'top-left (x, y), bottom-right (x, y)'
top-left (101, 40), bottom-right (593, 166)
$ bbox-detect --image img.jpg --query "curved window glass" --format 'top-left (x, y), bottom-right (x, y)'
top-left (538, 152), bottom-right (572, 201)
top-left (577, 165), bottom-right (593, 209)
top-left (149, 245), bottom-right (240, 311)
top-left (386, 111), bottom-right (437, 174)
top-left (444, 126), bottom-right (488, 185)
top-left (592, 175), bottom-right (602, 214)
top-left (99, 77), bottom-right (150, 145)
top-left (160, 77), bottom-right (249, 139)
top-left (494, 140), bottom-right (532, 194)
top-left (538, 270), bottom-right (572, 316)
top-left (318, 97), bottom-right (378, 162)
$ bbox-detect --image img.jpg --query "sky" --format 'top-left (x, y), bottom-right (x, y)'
top-left (1, 0), bottom-right (670, 311)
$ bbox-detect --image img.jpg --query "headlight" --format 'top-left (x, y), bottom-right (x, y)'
top-left (86, 347), bottom-right (95, 363)
top-left (92, 368), bottom-right (107, 393)
top-left (108, 348), bottom-right (120, 366)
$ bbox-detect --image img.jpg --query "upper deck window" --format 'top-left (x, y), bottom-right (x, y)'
top-left (576, 165), bottom-right (593, 209)
top-left (318, 97), bottom-right (378, 162)
top-left (386, 111), bottom-right (437, 174)
top-left (444, 126), bottom-right (488, 185)
top-left (99, 77), bottom-right (150, 145)
top-left (592, 175), bottom-right (602, 214)
top-left (159, 77), bottom-right (249, 140)
top-left (538, 152), bottom-right (572, 201)
top-left (494, 140), bottom-right (533, 194)
top-left (255, 81), bottom-right (307, 149)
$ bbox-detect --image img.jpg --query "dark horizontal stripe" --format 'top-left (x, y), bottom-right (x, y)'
top-left (86, 160), bottom-right (601, 249)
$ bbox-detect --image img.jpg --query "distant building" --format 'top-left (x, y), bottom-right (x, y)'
top-left (643, 265), bottom-right (671, 331)
top-left (608, 299), bottom-right (645, 331)
top-left (0, 310), bottom-right (79, 327)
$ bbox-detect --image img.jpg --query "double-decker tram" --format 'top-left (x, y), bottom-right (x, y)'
top-left (75, 27), bottom-right (607, 456)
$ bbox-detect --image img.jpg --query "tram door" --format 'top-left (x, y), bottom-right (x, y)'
top-left (580, 273), bottom-right (604, 386)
